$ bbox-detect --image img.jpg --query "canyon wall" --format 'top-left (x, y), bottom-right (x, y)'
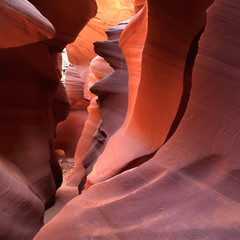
top-left (54, 0), bottom-right (135, 159)
top-left (34, 0), bottom-right (240, 239)
top-left (1, 0), bottom-right (240, 239)
top-left (0, 0), bottom-right (97, 239)
top-left (68, 21), bottom-right (130, 190)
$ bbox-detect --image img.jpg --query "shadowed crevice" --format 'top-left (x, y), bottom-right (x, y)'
top-left (165, 27), bottom-right (205, 143)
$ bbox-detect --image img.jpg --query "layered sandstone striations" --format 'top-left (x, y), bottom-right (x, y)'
top-left (73, 21), bottom-right (130, 190)
top-left (66, 0), bottom-right (134, 100)
top-left (54, 0), bottom-right (134, 159)
top-left (55, 65), bottom-right (89, 158)
top-left (2, 0), bottom-right (240, 239)
top-left (0, 0), bottom-right (97, 239)
top-left (86, 0), bottom-right (213, 187)
top-left (0, 0), bottom-right (55, 48)
top-left (66, 54), bottom-right (114, 186)
top-left (0, 157), bottom-right (44, 239)
top-left (35, 0), bottom-right (240, 239)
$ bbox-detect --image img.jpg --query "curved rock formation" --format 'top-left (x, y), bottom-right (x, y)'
top-left (34, 0), bottom-right (240, 239)
top-left (54, 0), bottom-right (133, 158)
top-left (0, 42), bottom-right (61, 207)
top-left (52, 81), bottom-right (71, 126)
top-left (55, 64), bottom-right (89, 158)
top-left (119, 5), bottom-right (147, 135)
top-left (1, 0), bottom-right (240, 239)
top-left (28, 0), bottom-right (97, 51)
top-left (68, 21), bottom-right (129, 188)
top-left (133, 0), bottom-right (146, 13)
top-left (67, 0), bottom-right (134, 66)
top-left (0, 157), bottom-right (44, 240)
top-left (0, 0), bottom-right (97, 239)
top-left (66, 55), bottom-right (113, 186)
top-left (79, 21), bottom-right (130, 191)
top-left (68, 97), bottom-right (102, 186)
top-left (65, 65), bottom-right (85, 107)
top-left (89, 56), bottom-right (114, 90)
top-left (86, 0), bottom-right (213, 187)
top-left (66, 0), bottom-right (134, 100)
top-left (0, 0), bottom-right (55, 48)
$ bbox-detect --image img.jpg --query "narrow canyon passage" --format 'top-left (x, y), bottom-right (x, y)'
top-left (1, 0), bottom-right (240, 239)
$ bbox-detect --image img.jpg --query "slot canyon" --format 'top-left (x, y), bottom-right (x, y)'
top-left (1, 0), bottom-right (240, 239)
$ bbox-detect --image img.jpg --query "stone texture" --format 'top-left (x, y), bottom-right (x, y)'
top-left (133, 0), bottom-right (146, 13)
top-left (55, 64), bottom-right (89, 158)
top-left (79, 21), bottom-right (130, 191)
top-left (67, 21), bottom-right (129, 187)
top-left (2, 0), bottom-right (240, 239)
top-left (67, 97), bottom-right (101, 186)
top-left (28, 0), bottom-right (97, 51)
top-left (86, 0), bottom-right (213, 187)
top-left (66, 0), bottom-right (134, 100)
top-left (35, 0), bottom-right (240, 239)
top-left (0, 157), bottom-right (44, 240)
top-left (0, 0), bottom-right (55, 48)
top-left (0, 1), bottom-right (97, 239)
top-left (53, 0), bottom-right (133, 158)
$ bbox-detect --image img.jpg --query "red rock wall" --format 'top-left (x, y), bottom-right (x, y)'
top-left (2, 0), bottom-right (240, 239)
top-left (86, 0), bottom-right (214, 187)
top-left (0, 0), bottom-right (55, 48)
top-left (67, 21), bottom-right (130, 188)
top-left (0, 1), bottom-right (97, 239)
top-left (68, 97), bottom-right (102, 186)
top-left (77, 21), bottom-right (130, 191)
top-left (54, 0), bottom-right (134, 158)
top-left (54, 64), bottom-right (89, 158)
top-left (0, 158), bottom-right (44, 239)
top-left (66, 0), bottom-right (134, 100)
top-left (35, 0), bottom-right (240, 239)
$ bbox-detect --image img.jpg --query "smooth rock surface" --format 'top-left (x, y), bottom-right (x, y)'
top-left (86, 0), bottom-right (214, 186)
top-left (0, 0), bottom-right (55, 48)
top-left (78, 21), bottom-right (130, 191)
top-left (0, 0), bottom-right (97, 239)
top-left (35, 0), bottom-right (240, 239)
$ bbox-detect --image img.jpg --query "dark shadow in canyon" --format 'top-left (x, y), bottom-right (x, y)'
top-left (165, 27), bottom-right (205, 143)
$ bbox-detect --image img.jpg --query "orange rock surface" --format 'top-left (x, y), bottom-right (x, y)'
top-left (0, 0), bottom-right (55, 48)
top-left (67, 0), bottom-right (134, 66)
top-left (1, 0), bottom-right (240, 239)
top-left (67, 97), bottom-right (101, 186)
top-left (54, 0), bottom-right (134, 159)
top-left (75, 21), bottom-right (130, 191)
top-left (66, 0), bottom-right (134, 101)
top-left (54, 64), bottom-right (89, 158)
top-left (35, 0), bottom-right (240, 239)
top-left (0, 0), bottom-right (97, 239)
top-left (86, 0), bottom-right (213, 186)
top-left (67, 55), bottom-right (113, 186)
